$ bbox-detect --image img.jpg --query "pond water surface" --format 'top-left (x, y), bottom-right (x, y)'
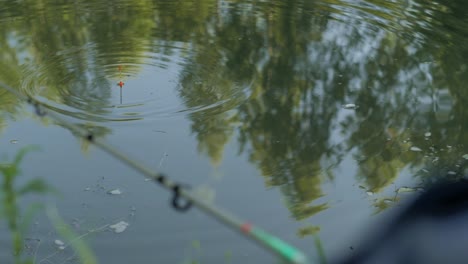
top-left (1, 0), bottom-right (468, 263)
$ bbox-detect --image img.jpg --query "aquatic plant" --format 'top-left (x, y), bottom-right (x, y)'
top-left (0, 146), bottom-right (49, 264)
top-left (0, 146), bottom-right (97, 264)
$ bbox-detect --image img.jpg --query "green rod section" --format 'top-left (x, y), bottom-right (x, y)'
top-left (0, 81), bottom-right (310, 264)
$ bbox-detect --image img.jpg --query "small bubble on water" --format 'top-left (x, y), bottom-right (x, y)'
top-left (396, 186), bottom-right (416, 193)
top-left (107, 188), bottom-right (122, 195)
top-left (410, 146), bottom-right (422, 152)
top-left (343, 104), bottom-right (357, 110)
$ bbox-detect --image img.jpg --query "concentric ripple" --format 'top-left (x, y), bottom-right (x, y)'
top-left (19, 40), bottom-right (252, 122)
top-left (6, 0), bottom-right (467, 126)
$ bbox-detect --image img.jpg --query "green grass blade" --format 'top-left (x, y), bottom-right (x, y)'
top-left (47, 205), bottom-right (98, 264)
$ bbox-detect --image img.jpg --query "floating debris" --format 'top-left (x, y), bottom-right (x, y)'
top-left (84, 187), bottom-right (91, 191)
top-left (366, 191), bottom-right (374, 196)
top-left (447, 171), bottom-right (457, 175)
top-left (107, 189), bottom-right (122, 195)
top-left (463, 154), bottom-right (468, 160)
top-left (109, 221), bottom-right (129, 233)
top-left (10, 139), bottom-right (18, 144)
top-left (396, 186), bottom-right (417, 193)
top-left (54, 239), bottom-right (66, 250)
top-left (343, 104), bottom-right (357, 110)
top-left (410, 146), bottom-right (422, 152)
top-left (424, 132), bottom-right (431, 137)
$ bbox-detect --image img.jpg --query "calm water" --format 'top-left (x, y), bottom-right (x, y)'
top-left (1, 0), bottom-right (468, 263)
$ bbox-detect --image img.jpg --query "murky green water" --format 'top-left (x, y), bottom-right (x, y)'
top-left (1, 0), bottom-right (468, 263)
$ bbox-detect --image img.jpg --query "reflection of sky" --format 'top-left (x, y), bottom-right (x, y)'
top-left (6, 33), bottom-right (31, 64)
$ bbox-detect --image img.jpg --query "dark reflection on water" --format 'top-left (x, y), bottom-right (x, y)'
top-left (1, 0), bottom-right (468, 262)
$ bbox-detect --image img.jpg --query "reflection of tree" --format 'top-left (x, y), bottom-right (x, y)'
top-left (1, 0), bottom-right (468, 224)
top-left (178, 0), bottom-right (468, 222)
top-left (0, 24), bottom-right (26, 130)
top-left (0, 0), bottom-right (161, 123)
top-left (179, 0), bottom-right (347, 220)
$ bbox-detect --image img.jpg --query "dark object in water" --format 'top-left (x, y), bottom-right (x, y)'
top-left (336, 180), bottom-right (468, 264)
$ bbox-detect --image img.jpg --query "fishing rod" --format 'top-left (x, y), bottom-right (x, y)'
top-left (0, 81), bottom-right (310, 264)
